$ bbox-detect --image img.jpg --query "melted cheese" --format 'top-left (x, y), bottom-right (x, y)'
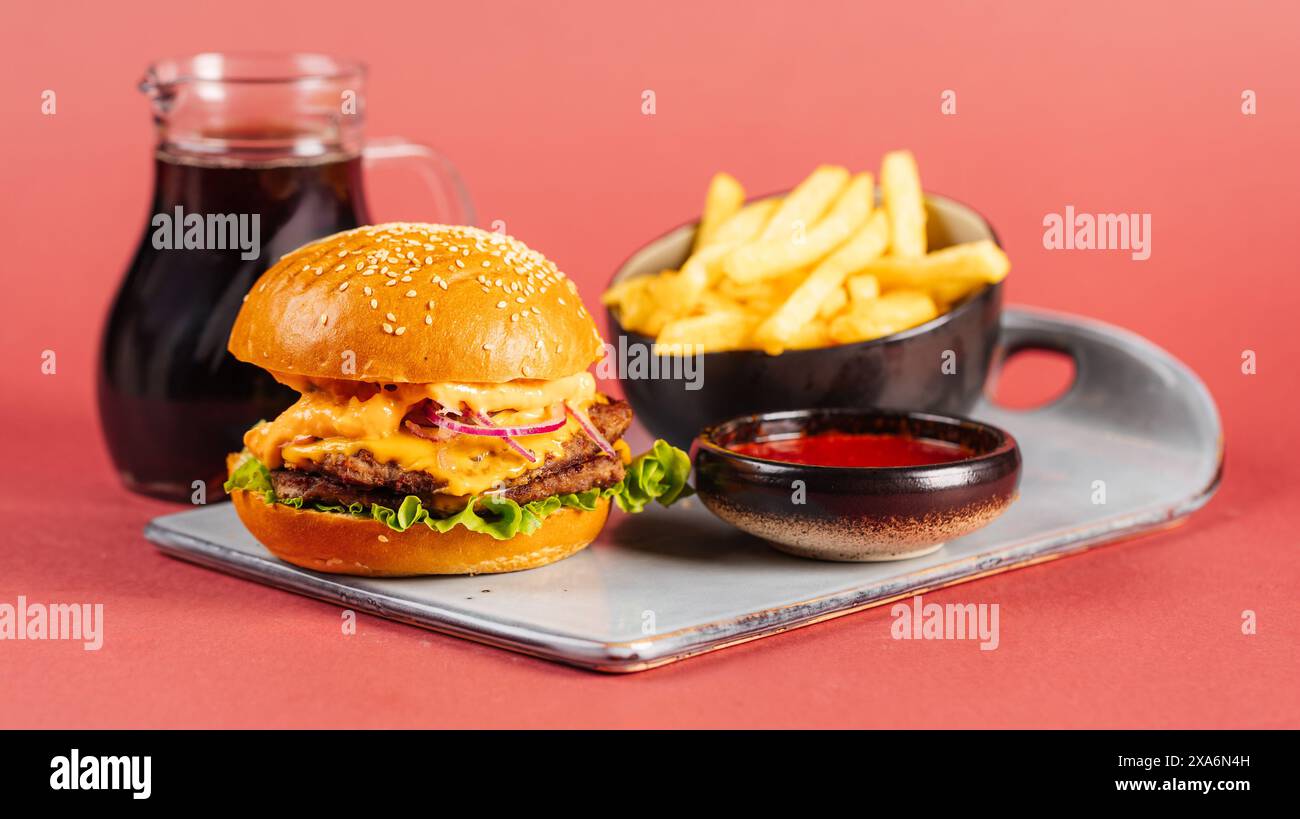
top-left (244, 374), bottom-right (598, 497)
top-left (422, 373), bottom-right (595, 414)
top-left (272, 371), bottom-right (596, 414)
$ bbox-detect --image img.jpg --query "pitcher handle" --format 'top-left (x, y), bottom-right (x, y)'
top-left (362, 137), bottom-right (477, 226)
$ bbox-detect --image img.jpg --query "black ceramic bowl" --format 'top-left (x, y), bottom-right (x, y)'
top-left (693, 408), bottom-right (1021, 561)
top-left (606, 193), bottom-right (1003, 449)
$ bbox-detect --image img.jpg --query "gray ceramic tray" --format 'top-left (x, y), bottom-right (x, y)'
top-left (146, 308), bottom-right (1222, 672)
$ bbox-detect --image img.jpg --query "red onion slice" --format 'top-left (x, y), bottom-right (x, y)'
top-left (425, 407), bottom-right (508, 436)
top-left (403, 419), bottom-right (456, 441)
top-left (423, 403), bottom-right (565, 438)
top-left (565, 401), bottom-right (617, 458)
top-left (467, 409), bottom-right (537, 463)
top-left (473, 407), bottom-right (566, 437)
top-left (423, 404), bottom-right (537, 463)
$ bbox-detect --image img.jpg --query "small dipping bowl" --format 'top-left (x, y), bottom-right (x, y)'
top-left (693, 408), bottom-right (1022, 562)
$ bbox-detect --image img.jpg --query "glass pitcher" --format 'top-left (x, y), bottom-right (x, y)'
top-left (98, 53), bottom-right (474, 502)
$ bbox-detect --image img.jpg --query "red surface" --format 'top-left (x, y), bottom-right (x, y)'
top-left (2, 0), bottom-right (1297, 728)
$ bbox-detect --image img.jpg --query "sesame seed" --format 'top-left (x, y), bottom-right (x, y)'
top-left (338, 282), bottom-right (349, 292)
top-left (424, 315), bottom-right (433, 325)
top-left (370, 299), bottom-right (378, 309)
top-left (535, 339), bottom-right (543, 349)
top-left (511, 313), bottom-right (519, 322)
top-left (395, 326), bottom-right (406, 336)
top-left (516, 297), bottom-right (526, 303)
top-left (405, 289), bottom-right (418, 297)
top-left (378, 535), bottom-right (389, 542)
top-left (558, 297), bottom-right (566, 305)
top-left (426, 300), bottom-right (435, 309)
top-left (385, 280), bottom-right (397, 287)
top-left (424, 256), bottom-right (433, 265)
top-left (496, 300), bottom-right (507, 309)
top-left (338, 249), bottom-right (349, 257)
top-left (334, 264), bottom-right (346, 271)
top-left (400, 276), bottom-right (412, 283)
top-left (483, 343), bottom-right (495, 351)
top-left (531, 306), bottom-right (540, 314)
top-left (318, 313), bottom-right (328, 325)
top-left (439, 281), bottom-right (449, 290)
top-left (382, 323), bottom-right (394, 334)
top-left (481, 260), bottom-right (491, 268)
top-left (386, 312), bottom-right (396, 321)
top-left (363, 286), bottom-right (372, 296)
top-left (455, 260), bottom-right (465, 268)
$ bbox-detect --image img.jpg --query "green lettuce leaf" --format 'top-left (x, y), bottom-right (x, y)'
top-left (223, 440), bottom-right (693, 541)
top-left (224, 452), bottom-right (275, 504)
top-left (607, 438), bottom-right (694, 513)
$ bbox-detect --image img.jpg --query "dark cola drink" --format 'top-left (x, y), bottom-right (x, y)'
top-left (99, 54), bottom-right (472, 501)
top-left (98, 152), bottom-right (369, 501)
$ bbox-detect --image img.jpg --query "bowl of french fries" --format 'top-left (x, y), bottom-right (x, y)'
top-left (603, 152), bottom-right (1010, 448)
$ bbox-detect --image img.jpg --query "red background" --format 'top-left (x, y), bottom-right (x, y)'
top-left (2, 0), bottom-right (1297, 727)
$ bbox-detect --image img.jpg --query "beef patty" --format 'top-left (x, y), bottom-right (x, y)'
top-left (271, 398), bottom-right (633, 514)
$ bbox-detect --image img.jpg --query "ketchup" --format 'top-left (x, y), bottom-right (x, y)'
top-left (731, 431), bottom-right (971, 468)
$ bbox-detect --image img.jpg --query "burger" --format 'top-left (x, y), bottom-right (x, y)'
top-left (223, 223), bottom-right (691, 576)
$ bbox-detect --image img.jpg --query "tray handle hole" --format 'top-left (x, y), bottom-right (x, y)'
top-left (987, 348), bottom-right (1076, 411)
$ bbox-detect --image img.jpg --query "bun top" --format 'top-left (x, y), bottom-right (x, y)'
top-left (229, 223), bottom-right (605, 384)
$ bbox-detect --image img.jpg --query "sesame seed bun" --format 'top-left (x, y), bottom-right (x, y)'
top-left (231, 489), bottom-right (610, 576)
top-left (229, 223), bottom-right (605, 384)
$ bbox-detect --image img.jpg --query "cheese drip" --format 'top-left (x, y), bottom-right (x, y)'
top-left (244, 372), bottom-right (599, 497)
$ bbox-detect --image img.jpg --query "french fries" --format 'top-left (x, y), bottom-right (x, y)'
top-left (753, 210), bottom-right (888, 353)
top-left (656, 198), bottom-right (779, 323)
top-left (695, 172), bottom-right (745, 249)
top-left (881, 150), bottom-right (926, 258)
top-left (657, 311), bottom-right (757, 353)
top-left (724, 172), bottom-right (873, 283)
top-left (757, 165), bottom-right (849, 243)
top-left (846, 273), bottom-right (880, 304)
top-left (602, 153), bottom-right (1010, 356)
top-left (828, 290), bottom-right (939, 345)
top-left (857, 239), bottom-right (1010, 288)
top-left (817, 285), bottom-right (847, 319)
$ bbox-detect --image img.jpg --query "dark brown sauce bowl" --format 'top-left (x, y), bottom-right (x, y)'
top-left (693, 408), bottom-right (1022, 561)
top-left (606, 192), bottom-right (1003, 450)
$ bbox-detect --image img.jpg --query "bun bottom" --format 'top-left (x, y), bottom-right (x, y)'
top-left (231, 491), bottom-right (609, 576)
